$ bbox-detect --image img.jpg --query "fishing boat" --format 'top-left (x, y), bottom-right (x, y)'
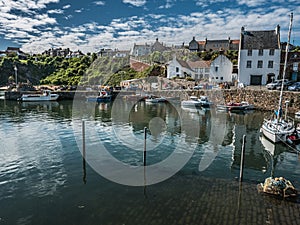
top-left (216, 101), bottom-right (254, 112)
top-left (86, 90), bottom-right (112, 103)
top-left (260, 13), bottom-right (295, 143)
top-left (19, 90), bottom-right (59, 102)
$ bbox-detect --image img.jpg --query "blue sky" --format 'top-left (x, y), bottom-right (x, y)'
top-left (0, 0), bottom-right (299, 54)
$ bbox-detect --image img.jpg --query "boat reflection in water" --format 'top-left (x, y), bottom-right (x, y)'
top-left (21, 101), bottom-right (60, 111)
top-left (2, 98), bottom-right (300, 224)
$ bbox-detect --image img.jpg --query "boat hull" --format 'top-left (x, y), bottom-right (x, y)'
top-left (261, 120), bottom-right (295, 143)
top-left (20, 94), bottom-right (59, 102)
top-left (181, 100), bottom-right (201, 108)
top-left (86, 96), bottom-right (111, 103)
top-left (145, 97), bottom-right (166, 103)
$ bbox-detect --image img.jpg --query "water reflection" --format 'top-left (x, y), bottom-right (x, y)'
top-left (1, 99), bottom-right (299, 182)
top-left (1, 99), bottom-right (300, 224)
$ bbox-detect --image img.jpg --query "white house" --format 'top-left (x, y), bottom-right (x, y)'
top-left (166, 56), bottom-right (194, 79)
top-left (238, 25), bottom-right (281, 85)
top-left (209, 55), bottom-right (233, 83)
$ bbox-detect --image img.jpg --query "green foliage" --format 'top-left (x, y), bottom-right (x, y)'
top-left (0, 48), bottom-right (241, 87)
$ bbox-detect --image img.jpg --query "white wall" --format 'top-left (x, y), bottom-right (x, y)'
top-left (167, 57), bottom-right (194, 79)
top-left (238, 49), bottom-right (280, 85)
top-left (209, 55), bottom-right (233, 83)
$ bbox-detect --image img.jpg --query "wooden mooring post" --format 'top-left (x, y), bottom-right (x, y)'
top-left (143, 127), bottom-right (147, 166)
top-left (143, 127), bottom-right (147, 197)
top-left (82, 120), bottom-right (87, 184)
top-left (239, 135), bottom-right (246, 182)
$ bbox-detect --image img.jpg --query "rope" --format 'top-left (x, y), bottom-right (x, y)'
top-left (277, 134), bottom-right (300, 154)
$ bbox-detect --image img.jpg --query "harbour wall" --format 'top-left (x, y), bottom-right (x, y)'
top-left (4, 89), bottom-right (300, 113)
top-left (189, 89), bottom-right (300, 113)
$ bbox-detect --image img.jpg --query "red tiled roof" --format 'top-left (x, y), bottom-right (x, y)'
top-left (130, 59), bottom-right (150, 72)
top-left (231, 40), bottom-right (240, 44)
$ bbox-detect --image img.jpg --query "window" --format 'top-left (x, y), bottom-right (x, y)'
top-left (220, 77), bottom-right (223, 80)
top-left (176, 67), bottom-right (179, 72)
top-left (246, 61), bottom-right (252, 68)
top-left (269, 49), bottom-right (274, 56)
top-left (215, 66), bottom-right (218, 72)
top-left (247, 50), bottom-right (252, 56)
top-left (268, 61), bottom-right (274, 68)
top-left (257, 60), bottom-right (263, 68)
top-left (258, 49), bottom-right (263, 56)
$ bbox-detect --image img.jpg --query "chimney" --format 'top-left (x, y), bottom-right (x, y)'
top-left (275, 24), bottom-right (280, 35)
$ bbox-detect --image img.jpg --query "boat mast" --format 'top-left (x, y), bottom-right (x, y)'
top-left (277, 12), bottom-right (293, 121)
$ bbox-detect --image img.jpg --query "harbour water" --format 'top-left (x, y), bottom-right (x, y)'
top-left (0, 99), bottom-right (300, 225)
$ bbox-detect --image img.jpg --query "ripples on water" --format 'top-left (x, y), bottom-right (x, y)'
top-left (0, 100), bottom-right (300, 225)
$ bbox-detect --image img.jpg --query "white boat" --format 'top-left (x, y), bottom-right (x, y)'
top-left (261, 13), bottom-right (295, 143)
top-left (145, 96), bottom-right (166, 103)
top-left (19, 90), bottom-right (59, 102)
top-left (181, 96), bottom-right (201, 107)
top-left (261, 118), bottom-right (295, 143)
top-left (198, 95), bottom-right (213, 108)
top-left (86, 90), bottom-right (112, 103)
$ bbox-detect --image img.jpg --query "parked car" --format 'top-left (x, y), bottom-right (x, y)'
top-left (288, 82), bottom-right (300, 91)
top-left (275, 80), bottom-right (295, 90)
top-left (266, 79), bottom-right (288, 90)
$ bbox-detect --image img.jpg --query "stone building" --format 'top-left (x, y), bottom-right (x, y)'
top-left (188, 37), bottom-right (239, 52)
top-left (237, 25), bottom-right (281, 85)
top-left (130, 38), bottom-right (171, 57)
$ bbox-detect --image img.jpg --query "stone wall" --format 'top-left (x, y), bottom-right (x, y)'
top-left (191, 89), bottom-right (300, 113)
top-left (4, 89), bottom-right (300, 113)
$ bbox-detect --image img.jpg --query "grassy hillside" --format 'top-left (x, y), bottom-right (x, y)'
top-left (0, 49), bottom-right (239, 87)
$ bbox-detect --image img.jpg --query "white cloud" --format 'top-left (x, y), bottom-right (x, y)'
top-left (148, 14), bottom-right (164, 19)
top-left (94, 1), bottom-right (105, 6)
top-left (195, 0), bottom-right (227, 7)
top-left (122, 0), bottom-right (147, 7)
top-left (65, 15), bottom-right (73, 20)
top-left (1, 0), bottom-right (300, 54)
top-left (159, 0), bottom-right (174, 9)
top-left (48, 9), bottom-right (64, 14)
top-left (238, 0), bottom-right (267, 7)
top-left (118, 30), bottom-right (140, 36)
top-left (63, 4), bottom-right (71, 9)
top-left (1, 0), bottom-right (59, 14)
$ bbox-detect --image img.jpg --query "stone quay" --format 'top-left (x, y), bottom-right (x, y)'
top-left (3, 88), bottom-right (300, 113)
